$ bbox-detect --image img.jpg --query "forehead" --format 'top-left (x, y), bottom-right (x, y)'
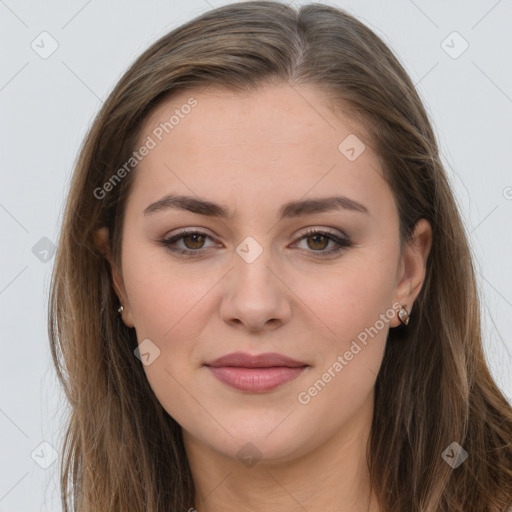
top-left (138, 83), bottom-right (366, 159)
top-left (127, 83), bottom-right (393, 219)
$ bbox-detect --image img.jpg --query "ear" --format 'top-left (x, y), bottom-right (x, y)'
top-left (390, 218), bottom-right (432, 327)
top-left (94, 227), bottom-right (135, 328)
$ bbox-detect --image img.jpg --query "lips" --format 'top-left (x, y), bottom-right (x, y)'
top-left (204, 352), bottom-right (309, 392)
top-left (205, 351), bottom-right (308, 368)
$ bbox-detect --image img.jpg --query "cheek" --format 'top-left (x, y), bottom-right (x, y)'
top-left (122, 252), bottom-right (214, 423)
top-left (122, 239), bottom-right (216, 341)
top-left (293, 248), bottom-right (399, 346)
top-left (290, 263), bottom-right (395, 442)
top-left (289, 247), bottom-right (397, 401)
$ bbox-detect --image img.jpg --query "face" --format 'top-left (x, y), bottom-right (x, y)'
top-left (107, 83), bottom-right (425, 465)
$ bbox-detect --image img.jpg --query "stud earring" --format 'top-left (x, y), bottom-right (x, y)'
top-left (117, 305), bottom-right (124, 314)
top-left (397, 305), bottom-right (410, 326)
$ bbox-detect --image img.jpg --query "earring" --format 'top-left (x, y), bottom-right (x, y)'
top-left (118, 305), bottom-right (124, 314)
top-left (397, 305), bottom-right (410, 326)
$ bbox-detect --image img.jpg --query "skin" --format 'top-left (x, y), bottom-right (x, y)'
top-left (97, 83), bottom-right (432, 512)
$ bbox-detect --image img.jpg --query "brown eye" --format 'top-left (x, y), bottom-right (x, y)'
top-left (294, 228), bottom-right (352, 257)
top-left (305, 233), bottom-right (330, 251)
top-left (159, 230), bottom-right (216, 256)
top-left (182, 233), bottom-right (207, 250)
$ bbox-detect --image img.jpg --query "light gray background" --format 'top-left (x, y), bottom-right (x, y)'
top-left (1, 0), bottom-right (511, 510)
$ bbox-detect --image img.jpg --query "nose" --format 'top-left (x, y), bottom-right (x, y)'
top-left (220, 250), bottom-right (293, 333)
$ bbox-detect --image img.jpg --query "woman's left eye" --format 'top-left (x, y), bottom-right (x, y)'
top-left (292, 228), bottom-right (352, 256)
top-left (159, 228), bottom-right (351, 257)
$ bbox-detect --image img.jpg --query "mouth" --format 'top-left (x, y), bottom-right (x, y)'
top-left (204, 352), bottom-right (310, 392)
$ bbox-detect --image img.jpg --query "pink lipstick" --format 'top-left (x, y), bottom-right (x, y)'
top-left (204, 352), bottom-right (309, 392)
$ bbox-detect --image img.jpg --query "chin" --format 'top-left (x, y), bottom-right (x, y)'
top-left (190, 413), bottom-right (317, 465)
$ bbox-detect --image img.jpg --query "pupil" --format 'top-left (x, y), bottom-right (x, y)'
top-left (185, 234), bottom-right (204, 249)
top-left (309, 235), bottom-right (327, 250)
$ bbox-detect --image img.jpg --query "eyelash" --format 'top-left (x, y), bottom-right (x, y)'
top-left (159, 228), bottom-right (352, 258)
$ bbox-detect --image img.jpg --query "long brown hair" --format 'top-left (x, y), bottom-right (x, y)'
top-left (48, 2), bottom-right (512, 510)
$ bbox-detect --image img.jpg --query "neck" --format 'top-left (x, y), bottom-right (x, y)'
top-left (184, 392), bottom-right (380, 512)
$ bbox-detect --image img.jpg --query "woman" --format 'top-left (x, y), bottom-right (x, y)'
top-left (48, 2), bottom-right (512, 511)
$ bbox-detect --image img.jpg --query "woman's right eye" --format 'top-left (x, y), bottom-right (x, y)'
top-left (159, 230), bottom-right (216, 256)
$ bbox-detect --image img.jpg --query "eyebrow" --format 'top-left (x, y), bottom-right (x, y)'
top-left (143, 193), bottom-right (369, 219)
